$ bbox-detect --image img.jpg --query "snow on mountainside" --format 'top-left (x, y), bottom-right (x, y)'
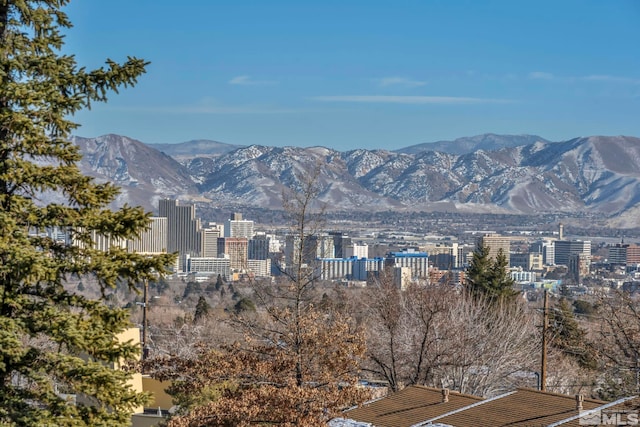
top-left (71, 134), bottom-right (640, 225)
top-left (72, 134), bottom-right (198, 211)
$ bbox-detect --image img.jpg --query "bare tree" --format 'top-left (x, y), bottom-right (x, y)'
top-left (363, 277), bottom-right (453, 392)
top-left (438, 295), bottom-right (539, 397)
top-left (593, 289), bottom-right (640, 399)
top-left (141, 162), bottom-right (370, 425)
top-left (363, 282), bottom-right (540, 397)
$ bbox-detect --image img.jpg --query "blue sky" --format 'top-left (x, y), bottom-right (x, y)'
top-left (63, 0), bottom-right (640, 151)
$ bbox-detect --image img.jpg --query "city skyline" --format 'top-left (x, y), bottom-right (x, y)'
top-left (63, 1), bottom-right (639, 151)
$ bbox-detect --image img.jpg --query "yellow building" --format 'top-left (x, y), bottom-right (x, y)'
top-left (73, 327), bottom-right (173, 426)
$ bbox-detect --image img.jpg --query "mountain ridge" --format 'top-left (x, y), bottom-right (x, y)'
top-left (71, 133), bottom-right (640, 227)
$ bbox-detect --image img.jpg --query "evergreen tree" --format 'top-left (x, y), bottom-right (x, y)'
top-left (215, 274), bottom-right (224, 291)
top-left (488, 248), bottom-right (518, 302)
top-left (0, 2), bottom-right (173, 425)
top-left (548, 298), bottom-right (597, 370)
top-left (193, 296), bottom-right (211, 323)
top-left (466, 247), bottom-right (517, 304)
top-left (466, 245), bottom-right (492, 299)
top-left (233, 296), bottom-right (256, 314)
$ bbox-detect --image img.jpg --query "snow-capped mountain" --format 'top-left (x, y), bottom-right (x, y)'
top-left (72, 134), bottom-right (640, 226)
top-left (72, 134), bottom-right (198, 210)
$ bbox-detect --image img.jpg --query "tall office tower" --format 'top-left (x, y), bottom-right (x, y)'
top-left (158, 199), bottom-right (202, 266)
top-left (330, 231), bottom-right (352, 258)
top-left (224, 212), bottom-right (254, 238)
top-left (127, 217), bottom-right (168, 254)
top-left (249, 233), bottom-right (270, 260)
top-left (200, 223), bottom-right (223, 257)
top-left (344, 242), bottom-right (369, 259)
top-left (568, 253), bottom-right (591, 283)
top-left (477, 233), bottom-right (511, 264)
top-left (608, 243), bottom-right (628, 266)
top-left (423, 242), bottom-right (459, 269)
top-left (217, 237), bottom-right (248, 271)
top-left (284, 234), bottom-right (302, 267)
top-left (316, 234), bottom-right (335, 259)
top-left (554, 240), bottom-right (591, 266)
top-left (627, 244), bottom-right (640, 266)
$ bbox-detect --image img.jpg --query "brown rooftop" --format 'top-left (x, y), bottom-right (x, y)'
top-left (343, 385), bottom-right (483, 427)
top-left (424, 388), bottom-right (606, 427)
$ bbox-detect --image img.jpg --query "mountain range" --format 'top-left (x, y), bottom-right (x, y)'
top-left (70, 133), bottom-right (640, 228)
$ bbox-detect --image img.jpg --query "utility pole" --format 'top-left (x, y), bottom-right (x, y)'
top-left (541, 289), bottom-right (549, 391)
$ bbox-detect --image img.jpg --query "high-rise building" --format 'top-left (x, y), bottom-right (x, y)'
top-left (510, 251), bottom-right (544, 271)
top-left (249, 233), bottom-right (270, 260)
top-left (606, 242), bottom-right (640, 268)
top-left (608, 243), bottom-right (627, 265)
top-left (158, 199), bottom-right (201, 265)
top-left (627, 244), bottom-right (640, 266)
top-left (127, 217), bottom-right (168, 254)
top-left (268, 235), bottom-right (282, 253)
top-left (217, 237), bottom-right (248, 271)
top-left (554, 240), bottom-right (591, 266)
top-left (224, 213), bottom-right (254, 238)
top-left (200, 223), bottom-right (223, 258)
top-left (477, 233), bottom-right (511, 264)
top-left (330, 232), bottom-right (352, 258)
top-left (424, 242), bottom-right (460, 269)
top-left (510, 252), bottom-right (529, 269)
top-left (86, 230), bottom-right (127, 252)
top-left (568, 252), bottom-right (591, 283)
top-left (529, 252), bottom-right (544, 271)
top-left (315, 234), bottom-right (335, 259)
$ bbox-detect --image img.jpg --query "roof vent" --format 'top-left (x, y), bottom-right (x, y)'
top-left (442, 388), bottom-right (450, 403)
top-left (576, 394), bottom-right (584, 411)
